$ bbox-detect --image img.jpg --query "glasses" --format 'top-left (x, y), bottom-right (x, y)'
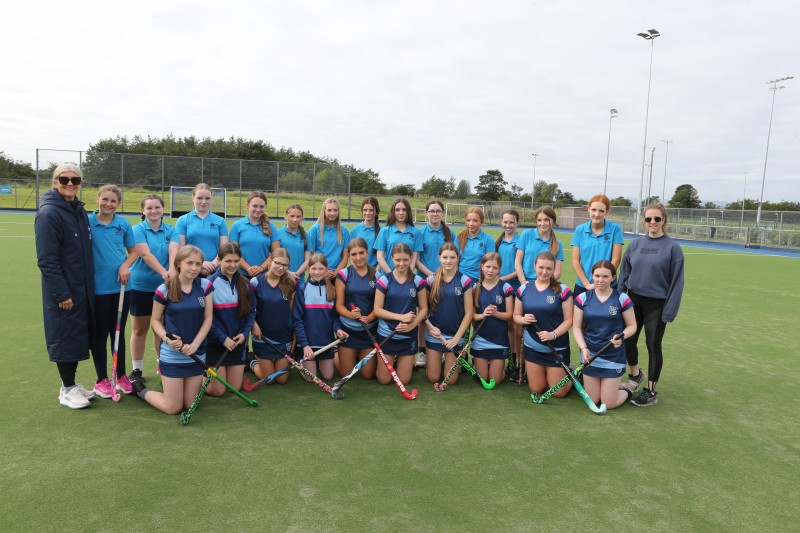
top-left (427, 210), bottom-right (443, 214)
top-left (58, 176), bottom-right (82, 185)
top-left (644, 216), bottom-right (663, 223)
top-left (272, 261), bottom-right (289, 269)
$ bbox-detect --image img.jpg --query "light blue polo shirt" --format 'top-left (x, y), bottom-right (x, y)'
top-left (496, 232), bottom-right (520, 288)
top-left (130, 220), bottom-right (180, 292)
top-left (570, 220), bottom-right (624, 288)
top-left (229, 217), bottom-right (278, 275)
top-left (348, 222), bottom-right (379, 268)
top-left (307, 222), bottom-right (350, 270)
top-left (88, 212), bottom-right (136, 295)
top-left (274, 225), bottom-right (308, 273)
top-left (517, 229), bottom-right (564, 281)
top-left (415, 223), bottom-right (456, 274)
top-left (175, 210), bottom-right (228, 261)
top-left (459, 229), bottom-right (495, 280)
top-left (374, 224), bottom-right (423, 271)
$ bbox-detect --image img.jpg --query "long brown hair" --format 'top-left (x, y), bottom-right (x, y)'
top-left (216, 242), bottom-right (251, 318)
top-left (267, 248), bottom-right (297, 306)
top-left (426, 199), bottom-right (452, 243)
top-left (534, 205), bottom-right (560, 256)
top-left (474, 252), bottom-right (502, 308)
top-left (284, 204), bottom-right (307, 248)
top-left (387, 197), bottom-right (414, 227)
top-left (457, 207), bottom-right (484, 250)
top-left (307, 253), bottom-right (336, 302)
top-left (246, 191), bottom-right (271, 238)
top-left (361, 197), bottom-right (381, 240)
top-left (495, 209), bottom-right (519, 249)
top-left (167, 245), bottom-right (204, 302)
top-left (347, 237), bottom-right (376, 281)
top-left (428, 243), bottom-right (460, 312)
top-left (535, 252), bottom-right (561, 294)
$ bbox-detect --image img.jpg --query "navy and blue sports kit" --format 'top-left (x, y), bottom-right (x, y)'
top-left (175, 210), bottom-right (228, 263)
top-left (425, 272), bottom-right (472, 354)
top-left (273, 226), bottom-right (308, 274)
top-left (518, 283), bottom-right (573, 367)
top-left (129, 220), bottom-right (180, 316)
top-left (206, 271), bottom-right (256, 366)
top-left (336, 266), bottom-right (378, 349)
top-left (472, 282), bottom-right (514, 360)
top-left (250, 276), bottom-right (296, 360)
top-left (375, 273), bottom-right (427, 355)
top-left (153, 278), bottom-right (214, 378)
top-left (574, 289), bottom-right (632, 378)
top-left (293, 280), bottom-right (342, 360)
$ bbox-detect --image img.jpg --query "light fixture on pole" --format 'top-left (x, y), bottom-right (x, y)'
top-left (756, 76), bottom-right (793, 226)
top-left (635, 28), bottom-right (660, 234)
top-left (530, 153), bottom-right (539, 210)
top-left (646, 147), bottom-right (656, 203)
top-left (603, 108), bottom-right (618, 195)
top-left (661, 139), bottom-right (672, 201)
top-left (740, 170), bottom-right (749, 230)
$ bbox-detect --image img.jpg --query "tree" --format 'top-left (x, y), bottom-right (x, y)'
top-left (532, 180), bottom-right (561, 203)
top-left (763, 200), bottom-right (800, 211)
top-left (702, 201), bottom-right (718, 209)
top-left (643, 195), bottom-right (661, 206)
top-left (726, 198), bottom-right (759, 210)
top-left (0, 151), bottom-right (35, 181)
top-left (610, 196), bottom-right (632, 207)
top-left (509, 184), bottom-right (524, 201)
top-left (388, 183), bottom-right (416, 197)
top-left (668, 184), bottom-right (701, 208)
top-left (454, 179), bottom-right (471, 199)
top-left (556, 190), bottom-right (576, 204)
top-left (419, 175), bottom-right (454, 198)
top-left (475, 169), bottom-right (507, 201)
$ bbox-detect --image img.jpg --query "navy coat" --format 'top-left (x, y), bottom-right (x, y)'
top-left (35, 189), bottom-right (95, 362)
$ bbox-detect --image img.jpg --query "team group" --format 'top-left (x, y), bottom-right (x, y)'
top-left (35, 163), bottom-right (685, 414)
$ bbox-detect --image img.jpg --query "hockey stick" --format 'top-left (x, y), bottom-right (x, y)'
top-left (251, 336), bottom-right (340, 398)
top-left (330, 327), bottom-right (399, 399)
top-left (531, 333), bottom-right (623, 404)
top-left (434, 319), bottom-right (487, 392)
top-left (529, 322), bottom-right (607, 415)
top-left (356, 304), bottom-right (417, 400)
top-left (166, 333), bottom-right (259, 407)
top-left (110, 283), bottom-right (126, 402)
top-left (181, 344), bottom-right (233, 425)
top-left (243, 339), bottom-right (341, 392)
top-left (459, 356), bottom-right (497, 389)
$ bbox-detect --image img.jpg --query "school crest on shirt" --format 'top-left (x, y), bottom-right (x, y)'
top-left (410, 288), bottom-right (416, 298)
top-left (495, 295), bottom-right (503, 304)
top-left (609, 306), bottom-right (619, 315)
top-left (282, 293), bottom-right (289, 301)
top-left (455, 287), bottom-right (462, 296)
top-left (198, 297), bottom-right (205, 308)
top-left (210, 222), bottom-right (220, 229)
top-left (546, 295), bottom-right (556, 304)
top-left (369, 280), bottom-right (376, 288)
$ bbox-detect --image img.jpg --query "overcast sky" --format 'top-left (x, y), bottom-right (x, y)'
top-left (2, 1), bottom-right (798, 204)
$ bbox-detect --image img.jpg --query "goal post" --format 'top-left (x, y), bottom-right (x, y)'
top-left (444, 203), bottom-right (492, 226)
top-left (169, 186), bottom-right (228, 219)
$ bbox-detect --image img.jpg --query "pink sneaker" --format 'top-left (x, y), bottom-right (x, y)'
top-left (116, 375), bottom-right (133, 395)
top-left (93, 378), bottom-right (115, 399)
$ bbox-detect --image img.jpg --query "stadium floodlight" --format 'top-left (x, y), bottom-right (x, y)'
top-left (530, 153), bottom-right (539, 210)
top-left (603, 108), bottom-right (618, 195)
top-left (634, 28), bottom-right (661, 235)
top-left (756, 76), bottom-right (793, 226)
top-left (661, 140), bottom-right (673, 201)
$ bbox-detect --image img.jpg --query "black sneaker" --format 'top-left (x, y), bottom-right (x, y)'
top-left (631, 388), bottom-right (658, 407)
top-left (130, 375), bottom-right (148, 400)
top-left (130, 368), bottom-right (146, 384)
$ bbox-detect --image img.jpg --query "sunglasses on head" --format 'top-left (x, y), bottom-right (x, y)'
top-left (58, 175), bottom-right (82, 185)
top-left (644, 216), bottom-right (663, 223)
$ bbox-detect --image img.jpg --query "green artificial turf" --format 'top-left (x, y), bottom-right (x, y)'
top-left (0, 213), bottom-right (797, 532)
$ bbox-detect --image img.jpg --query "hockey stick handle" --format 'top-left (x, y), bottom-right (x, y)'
top-left (355, 305), bottom-right (417, 400)
top-left (331, 327), bottom-right (399, 395)
top-left (110, 282), bottom-right (126, 402)
top-left (438, 319), bottom-right (488, 391)
top-left (252, 336), bottom-right (333, 393)
top-left (182, 345), bottom-right (232, 423)
top-left (307, 338), bottom-right (341, 358)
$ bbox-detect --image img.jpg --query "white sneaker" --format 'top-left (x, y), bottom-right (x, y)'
top-left (59, 386), bottom-right (91, 409)
top-left (74, 383), bottom-right (96, 400)
top-left (414, 351), bottom-right (427, 369)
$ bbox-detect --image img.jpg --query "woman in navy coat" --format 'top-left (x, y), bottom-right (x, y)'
top-left (35, 163), bottom-right (96, 409)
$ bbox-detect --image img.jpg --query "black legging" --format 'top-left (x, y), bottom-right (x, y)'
top-left (624, 292), bottom-right (667, 384)
top-left (57, 361), bottom-right (79, 387)
top-left (91, 291), bottom-right (131, 380)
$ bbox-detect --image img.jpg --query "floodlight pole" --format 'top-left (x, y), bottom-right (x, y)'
top-left (603, 108), bottom-right (618, 195)
top-left (646, 147), bottom-right (656, 202)
top-left (635, 28), bottom-right (660, 235)
top-left (740, 171), bottom-right (749, 229)
top-left (530, 153), bottom-right (539, 210)
top-left (661, 139), bottom-right (672, 201)
top-left (756, 76), bottom-right (793, 226)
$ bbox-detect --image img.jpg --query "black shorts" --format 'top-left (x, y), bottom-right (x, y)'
top-left (129, 290), bottom-right (155, 317)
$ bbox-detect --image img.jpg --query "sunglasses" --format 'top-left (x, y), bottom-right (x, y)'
top-left (58, 175), bottom-right (82, 185)
top-left (644, 216), bottom-right (663, 223)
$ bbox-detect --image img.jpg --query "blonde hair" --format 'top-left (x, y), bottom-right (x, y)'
top-left (307, 253), bottom-right (336, 302)
top-left (51, 163), bottom-right (82, 187)
top-left (167, 245), bottom-right (204, 302)
top-left (316, 198), bottom-right (343, 246)
top-left (97, 184), bottom-right (122, 201)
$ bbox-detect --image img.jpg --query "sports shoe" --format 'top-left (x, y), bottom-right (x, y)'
top-left (93, 378), bottom-right (115, 399)
top-left (59, 386), bottom-right (90, 409)
top-left (74, 383), bottom-right (96, 400)
top-left (116, 375), bottom-right (133, 395)
top-left (623, 370), bottom-right (647, 396)
top-left (414, 351), bottom-right (427, 369)
top-left (130, 368), bottom-right (146, 384)
top-left (619, 380), bottom-right (637, 395)
top-left (632, 388), bottom-right (658, 407)
top-left (130, 375), bottom-right (148, 400)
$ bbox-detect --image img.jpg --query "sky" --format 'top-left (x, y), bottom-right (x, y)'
top-left (2, 1), bottom-right (798, 205)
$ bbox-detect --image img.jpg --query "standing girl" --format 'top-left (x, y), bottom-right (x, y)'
top-left (335, 238), bottom-right (379, 379)
top-left (272, 204), bottom-right (309, 281)
top-left (129, 194), bottom-right (180, 384)
top-left (457, 207), bottom-right (494, 281)
top-left (424, 243), bottom-right (474, 385)
top-left (131, 245), bottom-right (214, 415)
top-left (496, 209), bottom-right (521, 369)
top-left (229, 191), bottom-right (277, 278)
top-left (88, 185), bottom-right (138, 398)
top-left (570, 194), bottom-right (624, 298)
top-left (307, 198), bottom-right (349, 280)
top-left (175, 183), bottom-right (229, 277)
top-left (572, 260), bottom-right (638, 410)
top-left (249, 248), bottom-right (297, 384)
top-left (619, 202), bottom-right (684, 407)
top-left (206, 242), bottom-right (255, 396)
top-left (472, 253), bottom-right (514, 386)
top-left (373, 243), bottom-right (429, 386)
top-left (514, 252), bottom-right (574, 398)
top-left (348, 197), bottom-right (381, 268)
top-left (515, 206), bottom-right (564, 284)
top-left (374, 197), bottom-right (422, 273)
top-left (293, 254), bottom-right (348, 381)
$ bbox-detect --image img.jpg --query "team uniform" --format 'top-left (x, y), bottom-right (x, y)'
top-left (293, 280), bottom-right (342, 360)
top-left (570, 220), bottom-right (624, 291)
top-left (425, 273), bottom-right (472, 354)
top-left (496, 233), bottom-right (521, 290)
top-left (459, 230), bottom-right (495, 280)
top-left (307, 223), bottom-right (350, 271)
top-left (175, 210), bottom-right (229, 262)
top-left (416, 224), bottom-right (455, 274)
top-left (153, 278), bottom-right (214, 378)
top-left (250, 276), bottom-right (296, 360)
top-left (472, 282), bottom-right (515, 359)
top-left (229, 217), bottom-right (278, 277)
top-left (129, 220), bottom-right (180, 316)
top-left (374, 224), bottom-right (422, 271)
top-left (273, 226), bottom-right (308, 274)
top-left (336, 266), bottom-right (378, 349)
top-left (206, 271), bottom-right (256, 366)
top-left (574, 289), bottom-right (632, 378)
top-left (517, 229), bottom-right (564, 282)
top-left (349, 223), bottom-right (379, 268)
top-left (375, 273), bottom-right (428, 355)
top-left (518, 283), bottom-right (573, 366)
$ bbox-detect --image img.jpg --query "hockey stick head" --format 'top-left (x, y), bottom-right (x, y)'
top-left (331, 390), bottom-right (345, 400)
top-left (595, 403), bottom-right (608, 415)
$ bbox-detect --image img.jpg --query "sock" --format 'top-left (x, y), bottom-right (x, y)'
top-left (249, 359), bottom-right (258, 371)
top-left (63, 384), bottom-right (76, 392)
top-left (136, 386), bottom-right (150, 400)
top-left (132, 360), bottom-right (144, 371)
